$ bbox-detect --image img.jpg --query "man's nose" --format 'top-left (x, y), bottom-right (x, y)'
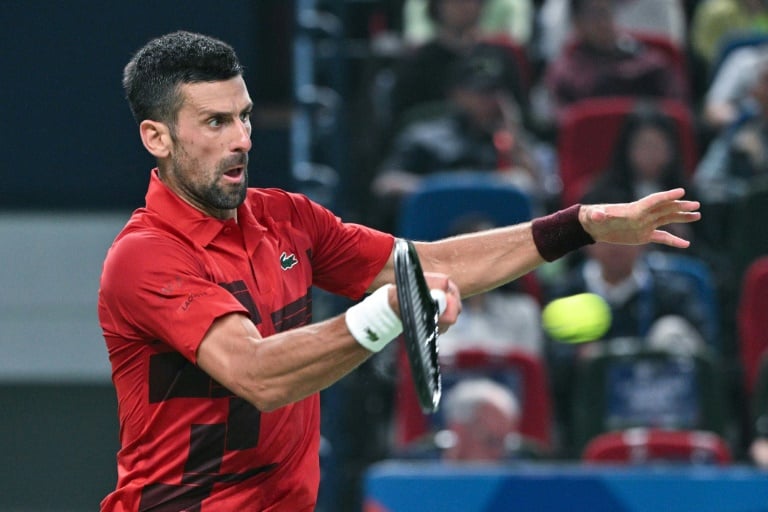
top-left (231, 120), bottom-right (252, 152)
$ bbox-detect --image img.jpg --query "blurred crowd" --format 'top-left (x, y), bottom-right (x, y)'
top-left (321, 1), bottom-right (768, 510)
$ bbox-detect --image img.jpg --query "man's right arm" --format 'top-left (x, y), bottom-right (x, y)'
top-left (196, 274), bottom-right (460, 412)
top-left (196, 311), bottom-right (373, 411)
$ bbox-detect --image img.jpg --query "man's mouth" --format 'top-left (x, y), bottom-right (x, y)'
top-left (223, 166), bottom-right (245, 182)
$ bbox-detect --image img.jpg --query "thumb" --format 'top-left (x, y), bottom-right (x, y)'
top-left (586, 205), bottom-right (608, 224)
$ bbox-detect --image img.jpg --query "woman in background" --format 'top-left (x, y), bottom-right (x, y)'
top-left (585, 103), bottom-right (691, 201)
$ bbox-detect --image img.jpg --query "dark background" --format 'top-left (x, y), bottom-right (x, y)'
top-left (0, 0), bottom-right (296, 212)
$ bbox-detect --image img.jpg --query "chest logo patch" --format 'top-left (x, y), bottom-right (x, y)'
top-left (280, 251), bottom-right (298, 270)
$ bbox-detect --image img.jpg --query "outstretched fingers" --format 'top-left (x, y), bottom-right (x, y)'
top-left (637, 187), bottom-right (688, 207)
top-left (640, 188), bottom-right (700, 225)
top-left (649, 229), bottom-right (691, 248)
top-left (643, 194), bottom-right (701, 248)
top-left (648, 200), bottom-right (701, 226)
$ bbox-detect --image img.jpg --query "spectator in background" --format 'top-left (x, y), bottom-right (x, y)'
top-left (702, 41), bottom-right (768, 131)
top-left (388, 0), bottom-right (528, 128)
top-left (397, 378), bottom-right (532, 462)
top-left (694, 54), bottom-right (768, 204)
top-left (543, 188), bottom-right (715, 394)
top-left (586, 103), bottom-right (691, 201)
top-left (544, 188), bottom-right (713, 452)
top-left (371, 52), bottom-right (555, 231)
top-left (441, 378), bottom-right (522, 461)
top-left (545, 241), bottom-right (712, 353)
top-left (538, 0), bottom-right (688, 124)
top-left (582, 103), bottom-right (696, 245)
top-left (690, 0), bottom-right (768, 72)
top-left (536, 0), bottom-right (687, 63)
top-left (402, 0), bottom-right (535, 46)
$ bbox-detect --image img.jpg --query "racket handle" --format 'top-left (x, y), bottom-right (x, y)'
top-left (430, 289), bottom-right (447, 316)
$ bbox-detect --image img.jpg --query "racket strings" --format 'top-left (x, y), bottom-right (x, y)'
top-left (396, 239), bottom-right (442, 412)
top-left (404, 263), bottom-right (440, 391)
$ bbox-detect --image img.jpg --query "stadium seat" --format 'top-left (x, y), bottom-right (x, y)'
top-left (556, 97), bottom-right (698, 207)
top-left (395, 170), bottom-right (542, 301)
top-left (396, 171), bottom-right (533, 241)
top-left (571, 345), bottom-right (728, 453)
top-left (394, 348), bottom-right (553, 453)
top-left (583, 428), bottom-right (732, 465)
top-left (737, 256), bottom-right (768, 395)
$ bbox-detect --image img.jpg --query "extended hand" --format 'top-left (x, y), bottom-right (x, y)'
top-left (580, 188), bottom-right (701, 248)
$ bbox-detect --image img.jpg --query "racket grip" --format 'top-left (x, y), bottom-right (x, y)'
top-left (430, 289), bottom-right (447, 316)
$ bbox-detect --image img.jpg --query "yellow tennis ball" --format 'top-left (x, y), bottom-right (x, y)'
top-left (542, 293), bottom-right (611, 343)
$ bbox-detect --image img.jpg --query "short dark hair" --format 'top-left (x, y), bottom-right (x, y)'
top-left (122, 31), bottom-right (244, 126)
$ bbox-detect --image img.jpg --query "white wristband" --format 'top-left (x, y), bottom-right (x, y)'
top-left (346, 285), bottom-right (403, 352)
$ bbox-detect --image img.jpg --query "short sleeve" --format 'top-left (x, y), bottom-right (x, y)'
top-left (98, 230), bottom-right (248, 363)
top-left (283, 193), bottom-right (395, 299)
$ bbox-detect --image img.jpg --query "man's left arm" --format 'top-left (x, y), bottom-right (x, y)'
top-left (370, 188), bottom-right (701, 297)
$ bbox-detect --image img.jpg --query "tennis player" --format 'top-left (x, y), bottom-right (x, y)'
top-left (98, 30), bottom-right (701, 511)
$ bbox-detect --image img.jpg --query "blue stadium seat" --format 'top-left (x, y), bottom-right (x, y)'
top-left (396, 171), bottom-right (533, 241)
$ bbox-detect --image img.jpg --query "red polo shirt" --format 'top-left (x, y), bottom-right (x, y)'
top-left (98, 170), bottom-right (394, 511)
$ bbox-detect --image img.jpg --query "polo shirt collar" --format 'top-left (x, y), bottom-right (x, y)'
top-left (145, 168), bottom-right (250, 247)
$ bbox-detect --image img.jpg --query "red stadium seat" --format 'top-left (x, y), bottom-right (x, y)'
top-left (583, 428), bottom-right (732, 465)
top-left (557, 97), bottom-right (698, 207)
top-left (737, 256), bottom-right (768, 395)
top-left (394, 348), bottom-right (553, 452)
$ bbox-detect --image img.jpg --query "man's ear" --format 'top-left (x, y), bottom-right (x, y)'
top-left (139, 120), bottom-right (172, 158)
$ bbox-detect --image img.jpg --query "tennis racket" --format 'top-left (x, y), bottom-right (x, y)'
top-left (393, 238), bottom-right (445, 413)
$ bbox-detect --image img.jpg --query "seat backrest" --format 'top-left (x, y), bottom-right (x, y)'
top-left (396, 171), bottom-right (533, 241)
top-left (556, 97), bottom-right (698, 207)
top-left (393, 348), bottom-right (553, 452)
top-left (582, 428), bottom-right (732, 465)
top-left (737, 256), bottom-right (768, 395)
top-left (571, 347), bottom-right (727, 453)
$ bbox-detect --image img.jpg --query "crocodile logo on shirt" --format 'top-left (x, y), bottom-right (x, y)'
top-left (280, 251), bottom-right (298, 270)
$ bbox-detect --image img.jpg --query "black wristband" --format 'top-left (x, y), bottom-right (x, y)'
top-left (532, 204), bottom-right (595, 262)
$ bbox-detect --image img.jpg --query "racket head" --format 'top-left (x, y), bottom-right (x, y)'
top-left (393, 238), bottom-right (442, 413)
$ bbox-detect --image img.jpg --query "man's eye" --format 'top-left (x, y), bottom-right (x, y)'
top-left (208, 117), bottom-right (223, 127)
top-left (240, 111), bottom-right (252, 123)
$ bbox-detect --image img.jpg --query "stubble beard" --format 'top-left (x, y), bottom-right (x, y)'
top-left (170, 149), bottom-right (249, 212)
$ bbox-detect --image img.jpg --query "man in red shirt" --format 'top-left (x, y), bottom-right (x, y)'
top-left (99, 31), bottom-right (700, 511)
